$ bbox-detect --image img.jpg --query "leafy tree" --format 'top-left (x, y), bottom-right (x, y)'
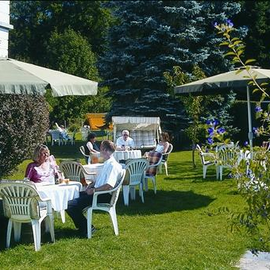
top-left (9, 1), bottom-right (114, 61)
top-left (44, 29), bottom-right (111, 124)
top-left (233, 1), bottom-right (270, 68)
top-left (0, 95), bottom-right (49, 178)
top-left (9, 1), bottom-right (113, 124)
top-left (99, 1), bottom-right (241, 134)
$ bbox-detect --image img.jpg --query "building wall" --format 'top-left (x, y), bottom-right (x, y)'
top-left (0, 1), bottom-right (13, 58)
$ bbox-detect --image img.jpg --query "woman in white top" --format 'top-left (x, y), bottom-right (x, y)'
top-left (155, 132), bottom-right (170, 154)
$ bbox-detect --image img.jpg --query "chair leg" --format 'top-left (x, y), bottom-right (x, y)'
top-left (45, 215), bottom-right (55, 242)
top-left (143, 178), bottom-right (148, 192)
top-left (130, 186), bottom-right (136, 200)
top-left (6, 219), bottom-right (12, 248)
top-left (13, 221), bottom-right (22, 242)
top-left (109, 207), bottom-right (119, 235)
top-left (139, 182), bottom-right (144, 203)
top-left (87, 208), bottom-right (93, 238)
top-left (203, 166), bottom-right (207, 179)
top-left (122, 185), bottom-right (130, 206)
top-left (164, 162), bottom-right (168, 176)
top-left (31, 220), bottom-right (41, 251)
top-left (220, 167), bottom-right (223, 181)
top-left (151, 177), bottom-right (157, 194)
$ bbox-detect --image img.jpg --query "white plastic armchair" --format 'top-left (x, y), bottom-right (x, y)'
top-left (215, 143), bottom-right (241, 180)
top-left (0, 181), bottom-right (55, 251)
top-left (123, 158), bottom-right (149, 206)
top-left (59, 161), bottom-right (95, 188)
top-left (79, 146), bottom-right (91, 164)
top-left (84, 169), bottom-right (126, 238)
top-left (196, 144), bottom-right (217, 179)
top-left (159, 143), bottom-right (173, 176)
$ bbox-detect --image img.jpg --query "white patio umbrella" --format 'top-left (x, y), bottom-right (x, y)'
top-left (174, 67), bottom-right (270, 147)
top-left (0, 58), bottom-right (98, 96)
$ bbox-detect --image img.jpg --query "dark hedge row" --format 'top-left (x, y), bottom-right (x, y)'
top-left (0, 94), bottom-right (49, 178)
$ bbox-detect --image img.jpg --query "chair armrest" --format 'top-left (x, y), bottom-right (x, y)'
top-left (81, 166), bottom-right (97, 176)
top-left (39, 197), bottom-right (53, 214)
top-left (201, 152), bottom-right (215, 158)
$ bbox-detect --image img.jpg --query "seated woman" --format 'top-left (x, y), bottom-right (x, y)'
top-left (155, 132), bottom-right (170, 154)
top-left (25, 144), bottom-right (62, 184)
top-left (144, 132), bottom-right (170, 159)
top-left (85, 133), bottom-right (100, 163)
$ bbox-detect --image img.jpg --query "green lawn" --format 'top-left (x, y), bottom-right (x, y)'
top-left (0, 144), bottom-right (253, 269)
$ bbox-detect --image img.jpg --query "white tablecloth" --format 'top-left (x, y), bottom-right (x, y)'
top-left (36, 181), bottom-right (81, 223)
top-left (83, 163), bottom-right (104, 180)
top-left (113, 150), bottom-right (142, 162)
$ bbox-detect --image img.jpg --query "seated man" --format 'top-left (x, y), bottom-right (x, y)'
top-left (66, 140), bottom-right (123, 237)
top-left (116, 130), bottom-right (135, 150)
top-left (55, 122), bottom-right (70, 140)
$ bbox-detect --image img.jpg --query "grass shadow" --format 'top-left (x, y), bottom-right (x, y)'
top-left (116, 190), bottom-right (215, 216)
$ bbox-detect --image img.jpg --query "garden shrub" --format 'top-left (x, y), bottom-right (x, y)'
top-left (0, 94), bottom-right (49, 178)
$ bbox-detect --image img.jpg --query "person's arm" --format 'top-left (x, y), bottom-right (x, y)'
top-left (86, 183), bottom-right (112, 195)
top-left (163, 142), bottom-right (170, 153)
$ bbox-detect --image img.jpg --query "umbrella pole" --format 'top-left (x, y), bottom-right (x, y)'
top-left (246, 86), bottom-right (253, 148)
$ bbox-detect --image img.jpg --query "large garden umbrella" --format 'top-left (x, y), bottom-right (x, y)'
top-left (0, 58), bottom-right (98, 97)
top-left (174, 67), bottom-right (270, 147)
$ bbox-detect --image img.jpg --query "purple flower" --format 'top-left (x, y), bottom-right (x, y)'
top-left (208, 127), bottom-right (214, 135)
top-left (244, 141), bottom-right (249, 146)
top-left (213, 119), bottom-right (219, 126)
top-left (226, 19), bottom-right (234, 28)
top-left (207, 137), bottom-right (213, 144)
top-left (213, 22), bottom-right (218, 28)
top-left (255, 106), bottom-right (262, 112)
top-left (253, 127), bottom-right (259, 136)
top-left (217, 127), bottom-right (225, 134)
top-left (206, 119), bottom-right (212, 125)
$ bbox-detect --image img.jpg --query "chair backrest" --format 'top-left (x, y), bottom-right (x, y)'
top-left (146, 151), bottom-right (162, 176)
top-left (50, 130), bottom-right (61, 140)
top-left (196, 144), bottom-right (207, 165)
top-left (0, 182), bottom-right (42, 221)
top-left (216, 144), bottom-right (240, 166)
top-left (162, 143), bottom-right (173, 161)
top-left (59, 161), bottom-right (84, 182)
top-left (262, 141), bottom-right (270, 151)
top-left (80, 145), bottom-right (90, 157)
top-left (125, 158), bottom-right (149, 185)
top-left (109, 169), bottom-right (126, 206)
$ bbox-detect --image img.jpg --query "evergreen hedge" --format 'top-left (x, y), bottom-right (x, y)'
top-left (0, 94), bottom-right (49, 178)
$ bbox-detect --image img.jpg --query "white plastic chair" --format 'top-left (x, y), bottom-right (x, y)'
top-left (123, 158), bottom-right (148, 206)
top-left (59, 161), bottom-right (95, 187)
top-left (50, 130), bottom-right (63, 146)
top-left (79, 146), bottom-right (91, 164)
top-left (159, 143), bottom-right (173, 176)
top-left (196, 144), bottom-right (217, 179)
top-left (84, 169), bottom-right (126, 238)
top-left (216, 143), bottom-right (241, 180)
top-left (0, 181), bottom-right (55, 251)
top-left (144, 152), bottom-right (163, 194)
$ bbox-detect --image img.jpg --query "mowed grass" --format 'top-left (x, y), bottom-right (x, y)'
top-left (0, 145), bottom-right (253, 269)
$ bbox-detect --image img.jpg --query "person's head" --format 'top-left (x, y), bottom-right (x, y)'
top-left (122, 130), bottom-right (130, 141)
top-left (87, 132), bottom-right (97, 142)
top-left (100, 140), bottom-right (116, 160)
top-left (161, 132), bottom-right (169, 142)
top-left (33, 144), bottom-right (50, 164)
